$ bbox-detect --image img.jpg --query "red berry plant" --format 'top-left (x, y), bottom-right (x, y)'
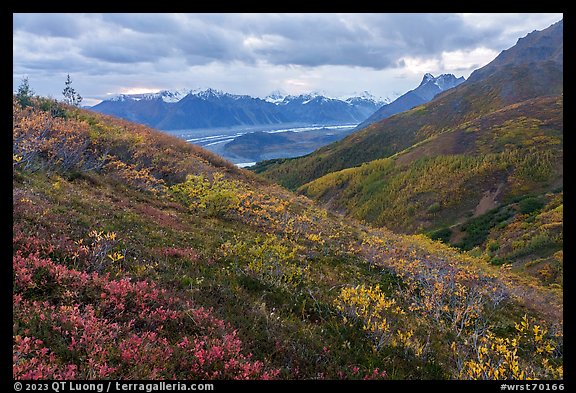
top-left (13, 226), bottom-right (279, 380)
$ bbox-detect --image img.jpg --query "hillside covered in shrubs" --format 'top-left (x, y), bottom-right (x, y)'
top-left (13, 98), bottom-right (562, 380)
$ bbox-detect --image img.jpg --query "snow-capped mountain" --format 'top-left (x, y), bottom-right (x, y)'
top-left (263, 90), bottom-right (288, 104)
top-left (264, 90), bottom-right (387, 107)
top-left (414, 73), bottom-right (465, 101)
top-left (156, 89), bottom-right (195, 103)
top-left (430, 74), bottom-right (464, 91)
top-left (91, 88), bottom-right (386, 130)
top-left (108, 89), bottom-right (193, 103)
top-left (340, 91), bottom-right (390, 105)
top-left (355, 73), bottom-right (465, 131)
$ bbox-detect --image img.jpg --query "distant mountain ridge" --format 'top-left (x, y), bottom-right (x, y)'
top-left (254, 19), bottom-right (563, 276)
top-left (254, 20), bottom-right (563, 191)
top-left (91, 88), bottom-right (387, 130)
top-left (355, 73), bottom-right (464, 130)
top-left (467, 19), bottom-right (563, 83)
top-left (108, 88), bottom-right (193, 103)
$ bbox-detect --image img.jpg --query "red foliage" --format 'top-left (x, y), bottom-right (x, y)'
top-left (13, 336), bottom-right (78, 379)
top-left (13, 228), bottom-right (279, 380)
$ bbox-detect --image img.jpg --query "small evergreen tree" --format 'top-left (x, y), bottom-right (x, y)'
top-left (62, 74), bottom-right (83, 107)
top-left (15, 77), bottom-right (34, 108)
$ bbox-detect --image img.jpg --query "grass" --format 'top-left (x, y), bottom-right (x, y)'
top-left (13, 97), bottom-right (563, 380)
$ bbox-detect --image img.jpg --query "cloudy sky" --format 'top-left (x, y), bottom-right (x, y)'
top-left (13, 13), bottom-right (562, 106)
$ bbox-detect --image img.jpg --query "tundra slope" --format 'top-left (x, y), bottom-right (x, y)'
top-left (13, 94), bottom-right (562, 380)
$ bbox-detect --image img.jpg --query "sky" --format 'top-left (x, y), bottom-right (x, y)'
top-left (13, 13), bottom-right (563, 106)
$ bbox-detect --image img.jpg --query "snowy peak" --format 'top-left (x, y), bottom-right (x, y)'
top-left (281, 91), bottom-right (327, 104)
top-left (415, 73), bottom-right (465, 101)
top-left (191, 88), bottom-right (228, 100)
top-left (421, 73), bottom-right (435, 85)
top-left (108, 89), bottom-right (193, 103)
top-left (418, 73), bottom-right (463, 90)
top-left (264, 90), bottom-right (386, 107)
top-left (343, 91), bottom-right (389, 106)
top-left (433, 74), bottom-right (466, 90)
top-left (156, 89), bottom-right (192, 103)
top-left (108, 94), bottom-right (134, 102)
top-left (166, 88), bottom-right (236, 101)
top-left (264, 90), bottom-right (288, 104)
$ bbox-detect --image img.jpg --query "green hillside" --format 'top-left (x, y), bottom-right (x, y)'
top-left (253, 21), bottom-right (563, 191)
top-left (13, 98), bottom-right (562, 380)
top-left (298, 95), bottom-right (563, 284)
top-left (253, 21), bottom-right (563, 286)
top-left (299, 96), bottom-right (562, 230)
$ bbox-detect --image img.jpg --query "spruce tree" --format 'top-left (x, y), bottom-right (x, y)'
top-left (15, 77), bottom-right (34, 108)
top-left (62, 74), bottom-right (83, 107)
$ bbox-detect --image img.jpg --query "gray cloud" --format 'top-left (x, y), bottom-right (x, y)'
top-left (80, 31), bottom-right (176, 64)
top-left (100, 13), bottom-right (183, 35)
top-left (13, 13), bottom-right (95, 38)
top-left (15, 13), bottom-right (547, 70)
top-left (13, 13), bottom-right (562, 102)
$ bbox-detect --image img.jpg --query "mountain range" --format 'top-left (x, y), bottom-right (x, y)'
top-left (90, 73), bottom-right (465, 132)
top-left (355, 73), bottom-right (464, 130)
top-left (90, 89), bottom-right (387, 130)
top-left (254, 20), bottom-right (563, 279)
top-left (212, 74), bottom-right (464, 163)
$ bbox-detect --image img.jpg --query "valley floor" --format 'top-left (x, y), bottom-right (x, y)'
top-left (163, 123), bottom-right (357, 164)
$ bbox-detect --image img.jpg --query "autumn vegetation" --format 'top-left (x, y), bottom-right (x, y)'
top-left (253, 26), bottom-right (563, 294)
top-left (252, 58), bottom-right (563, 294)
top-left (13, 97), bottom-right (562, 380)
top-left (252, 59), bottom-right (563, 190)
